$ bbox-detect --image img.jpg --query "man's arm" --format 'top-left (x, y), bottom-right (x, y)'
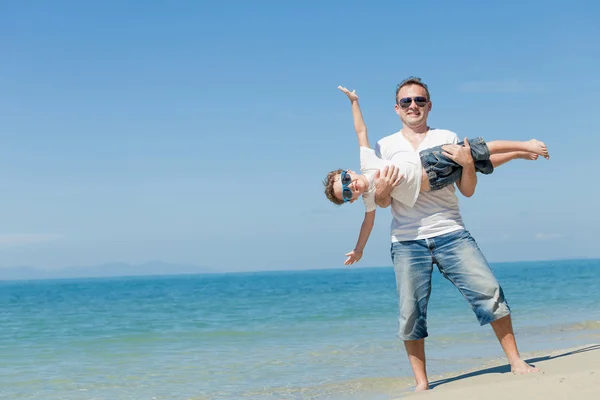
top-left (344, 210), bottom-right (376, 265)
top-left (442, 138), bottom-right (477, 197)
top-left (338, 86), bottom-right (369, 148)
top-left (456, 164), bottom-right (477, 197)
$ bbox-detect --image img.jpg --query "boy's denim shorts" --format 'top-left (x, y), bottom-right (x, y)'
top-left (420, 137), bottom-right (494, 191)
top-left (390, 229), bottom-right (511, 341)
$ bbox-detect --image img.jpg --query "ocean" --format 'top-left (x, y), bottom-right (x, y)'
top-left (1, 259), bottom-right (600, 400)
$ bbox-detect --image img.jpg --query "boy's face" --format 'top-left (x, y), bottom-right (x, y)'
top-left (333, 170), bottom-right (369, 203)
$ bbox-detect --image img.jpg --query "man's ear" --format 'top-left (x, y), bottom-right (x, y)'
top-left (428, 101), bottom-right (432, 112)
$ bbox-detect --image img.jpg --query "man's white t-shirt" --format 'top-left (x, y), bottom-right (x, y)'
top-left (359, 146), bottom-right (422, 213)
top-left (375, 129), bottom-right (465, 242)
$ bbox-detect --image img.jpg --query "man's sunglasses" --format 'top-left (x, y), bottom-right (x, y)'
top-left (340, 170), bottom-right (353, 202)
top-left (397, 96), bottom-right (428, 109)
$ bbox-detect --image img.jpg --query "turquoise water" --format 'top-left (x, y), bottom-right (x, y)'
top-left (1, 259), bottom-right (600, 399)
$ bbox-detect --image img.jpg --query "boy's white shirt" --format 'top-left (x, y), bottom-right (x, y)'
top-left (359, 146), bottom-right (422, 212)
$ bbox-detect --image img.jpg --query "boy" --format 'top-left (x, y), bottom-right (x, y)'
top-left (324, 86), bottom-right (549, 265)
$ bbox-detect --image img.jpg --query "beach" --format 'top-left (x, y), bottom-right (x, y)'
top-left (401, 344), bottom-right (600, 399)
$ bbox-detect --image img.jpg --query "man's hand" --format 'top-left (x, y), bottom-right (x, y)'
top-left (344, 249), bottom-right (363, 265)
top-left (442, 138), bottom-right (474, 167)
top-left (375, 165), bottom-right (403, 197)
top-left (374, 165), bottom-right (403, 208)
top-left (338, 85), bottom-right (359, 102)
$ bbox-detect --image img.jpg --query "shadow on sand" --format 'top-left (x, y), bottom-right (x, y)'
top-left (428, 344), bottom-right (600, 390)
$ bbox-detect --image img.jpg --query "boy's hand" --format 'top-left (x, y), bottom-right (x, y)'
top-left (344, 249), bottom-right (363, 265)
top-left (338, 85), bottom-right (359, 102)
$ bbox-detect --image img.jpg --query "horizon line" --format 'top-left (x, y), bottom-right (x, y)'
top-left (1, 257), bottom-right (599, 283)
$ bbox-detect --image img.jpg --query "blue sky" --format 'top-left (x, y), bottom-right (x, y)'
top-left (1, 1), bottom-right (599, 273)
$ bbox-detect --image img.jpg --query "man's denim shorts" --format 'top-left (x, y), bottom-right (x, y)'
top-left (390, 229), bottom-right (511, 341)
top-left (420, 137), bottom-right (494, 191)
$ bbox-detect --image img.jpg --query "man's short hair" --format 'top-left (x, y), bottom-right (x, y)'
top-left (395, 76), bottom-right (431, 103)
top-left (323, 169), bottom-right (345, 205)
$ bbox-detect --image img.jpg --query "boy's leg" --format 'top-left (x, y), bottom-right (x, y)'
top-left (419, 147), bottom-right (541, 192)
top-left (440, 137), bottom-right (495, 173)
top-left (418, 136), bottom-right (545, 193)
top-left (487, 140), bottom-right (549, 159)
top-left (419, 148), bottom-right (463, 192)
top-left (462, 137), bottom-right (491, 163)
top-left (490, 151), bottom-right (539, 168)
top-left (418, 144), bottom-right (491, 192)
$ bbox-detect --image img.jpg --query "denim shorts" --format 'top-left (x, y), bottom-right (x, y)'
top-left (390, 229), bottom-right (511, 340)
top-left (420, 137), bottom-right (494, 191)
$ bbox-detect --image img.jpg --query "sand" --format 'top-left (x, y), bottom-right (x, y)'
top-left (397, 344), bottom-right (600, 399)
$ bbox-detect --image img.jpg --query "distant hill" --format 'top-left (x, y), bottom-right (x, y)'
top-left (0, 261), bottom-right (218, 281)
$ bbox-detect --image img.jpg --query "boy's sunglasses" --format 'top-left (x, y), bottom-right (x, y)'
top-left (397, 96), bottom-right (428, 109)
top-left (340, 170), bottom-right (353, 202)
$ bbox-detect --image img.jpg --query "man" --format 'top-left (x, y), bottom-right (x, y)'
top-left (374, 77), bottom-right (538, 392)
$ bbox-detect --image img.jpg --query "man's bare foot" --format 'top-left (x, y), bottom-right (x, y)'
top-left (515, 151), bottom-right (539, 161)
top-left (525, 139), bottom-right (550, 159)
top-left (415, 382), bottom-right (430, 392)
top-left (511, 359), bottom-right (540, 374)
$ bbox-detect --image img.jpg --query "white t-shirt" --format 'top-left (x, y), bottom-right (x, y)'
top-left (375, 129), bottom-right (465, 242)
top-left (359, 146), bottom-right (422, 212)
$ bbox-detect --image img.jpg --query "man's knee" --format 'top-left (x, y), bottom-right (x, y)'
top-left (391, 240), bottom-right (433, 339)
top-left (435, 230), bottom-right (512, 325)
top-left (398, 313), bottom-right (429, 341)
top-left (473, 283), bottom-right (511, 325)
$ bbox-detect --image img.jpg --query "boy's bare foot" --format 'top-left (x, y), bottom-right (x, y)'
top-left (415, 382), bottom-right (430, 392)
top-left (511, 359), bottom-right (540, 374)
top-left (515, 151), bottom-right (538, 161)
top-left (525, 139), bottom-right (550, 159)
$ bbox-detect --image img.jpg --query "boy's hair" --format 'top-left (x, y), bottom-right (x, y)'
top-left (323, 169), bottom-right (345, 205)
top-left (395, 76), bottom-right (431, 103)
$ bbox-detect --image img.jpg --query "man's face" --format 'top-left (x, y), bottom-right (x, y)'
top-left (395, 84), bottom-right (432, 128)
top-left (333, 170), bottom-right (368, 203)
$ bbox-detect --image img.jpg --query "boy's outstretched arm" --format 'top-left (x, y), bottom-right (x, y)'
top-left (345, 210), bottom-right (376, 265)
top-left (338, 86), bottom-right (369, 148)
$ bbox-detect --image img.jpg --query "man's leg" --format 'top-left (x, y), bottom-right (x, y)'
top-left (404, 339), bottom-right (428, 391)
top-left (391, 240), bottom-right (434, 391)
top-left (431, 229), bottom-right (539, 373)
top-left (490, 314), bottom-right (539, 373)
